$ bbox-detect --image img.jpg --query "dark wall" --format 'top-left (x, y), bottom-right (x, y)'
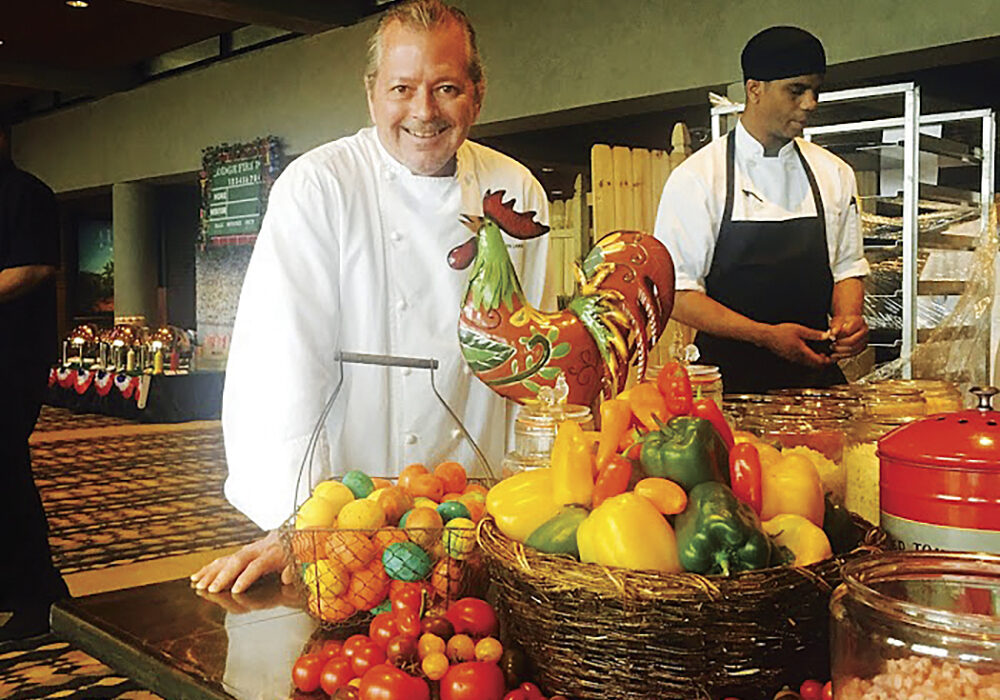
top-left (157, 183), bottom-right (199, 330)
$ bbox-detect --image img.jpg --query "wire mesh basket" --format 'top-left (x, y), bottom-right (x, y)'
top-left (278, 352), bottom-right (496, 628)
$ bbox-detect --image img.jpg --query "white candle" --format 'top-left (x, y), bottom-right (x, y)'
top-left (126, 348), bottom-right (136, 372)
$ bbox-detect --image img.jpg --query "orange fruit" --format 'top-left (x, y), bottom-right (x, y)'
top-left (325, 531), bottom-right (376, 572)
top-left (377, 486), bottom-right (415, 525)
top-left (371, 477), bottom-right (393, 490)
top-left (307, 593), bottom-right (356, 623)
top-left (440, 492), bottom-right (464, 503)
top-left (462, 483), bottom-right (488, 497)
top-left (459, 498), bottom-right (485, 524)
top-left (345, 559), bottom-right (389, 611)
top-left (410, 473), bottom-right (445, 501)
top-left (398, 464), bottom-right (428, 493)
top-left (434, 462), bottom-right (467, 494)
top-left (430, 556), bottom-right (465, 600)
top-left (372, 528), bottom-right (410, 555)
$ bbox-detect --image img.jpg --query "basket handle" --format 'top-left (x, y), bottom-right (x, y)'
top-left (291, 351), bottom-right (495, 515)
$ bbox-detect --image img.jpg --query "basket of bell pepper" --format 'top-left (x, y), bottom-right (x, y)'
top-left (477, 362), bottom-right (886, 700)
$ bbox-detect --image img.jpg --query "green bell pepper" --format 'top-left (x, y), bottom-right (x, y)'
top-left (674, 481), bottom-right (774, 576)
top-left (525, 506), bottom-right (589, 558)
top-left (638, 416), bottom-right (730, 492)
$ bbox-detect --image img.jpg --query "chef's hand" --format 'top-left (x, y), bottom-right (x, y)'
top-left (829, 314), bottom-right (868, 361)
top-left (763, 323), bottom-right (834, 368)
top-left (191, 530), bottom-right (294, 594)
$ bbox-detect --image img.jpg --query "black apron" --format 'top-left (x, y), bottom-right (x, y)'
top-left (695, 133), bottom-right (845, 395)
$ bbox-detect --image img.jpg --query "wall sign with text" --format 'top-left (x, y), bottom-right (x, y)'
top-left (199, 136), bottom-right (282, 246)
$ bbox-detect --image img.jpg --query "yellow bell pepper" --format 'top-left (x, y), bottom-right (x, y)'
top-left (486, 468), bottom-right (561, 543)
top-left (762, 513), bottom-right (832, 566)
top-left (550, 420), bottom-right (595, 507)
top-left (576, 492), bottom-right (682, 573)
top-left (760, 453), bottom-right (825, 527)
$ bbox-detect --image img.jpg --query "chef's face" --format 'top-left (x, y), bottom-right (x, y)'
top-left (367, 18), bottom-right (483, 177)
top-left (751, 73), bottom-right (823, 142)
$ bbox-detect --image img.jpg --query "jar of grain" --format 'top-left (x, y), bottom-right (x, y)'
top-left (830, 551), bottom-right (1000, 700)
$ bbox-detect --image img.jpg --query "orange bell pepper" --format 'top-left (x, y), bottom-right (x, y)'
top-left (597, 398), bottom-right (633, 470)
top-left (550, 420), bottom-right (595, 507)
top-left (621, 382), bottom-right (667, 432)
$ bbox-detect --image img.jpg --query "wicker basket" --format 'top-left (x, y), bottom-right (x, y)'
top-left (478, 515), bottom-right (886, 700)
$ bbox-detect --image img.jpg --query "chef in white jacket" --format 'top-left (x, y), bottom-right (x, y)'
top-left (192, 0), bottom-right (551, 594)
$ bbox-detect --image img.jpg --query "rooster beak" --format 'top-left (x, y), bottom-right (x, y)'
top-left (448, 237), bottom-right (477, 270)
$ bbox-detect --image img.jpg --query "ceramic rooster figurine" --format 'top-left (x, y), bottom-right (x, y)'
top-left (448, 190), bottom-right (675, 406)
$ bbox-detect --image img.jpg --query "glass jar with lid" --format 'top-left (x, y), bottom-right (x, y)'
top-left (830, 551), bottom-right (1000, 700)
top-left (740, 403), bottom-right (853, 464)
top-left (884, 378), bottom-right (964, 414)
top-left (856, 382), bottom-right (928, 420)
top-left (843, 415), bottom-right (919, 526)
top-left (500, 378), bottom-right (593, 477)
top-left (722, 393), bottom-right (791, 430)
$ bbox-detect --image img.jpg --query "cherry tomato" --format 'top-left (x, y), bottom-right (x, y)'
top-left (417, 633), bottom-right (446, 659)
top-left (351, 641), bottom-right (388, 677)
top-left (498, 648), bottom-right (528, 689)
top-left (420, 615), bottom-right (455, 640)
top-left (474, 637), bottom-right (504, 663)
top-left (389, 580), bottom-right (424, 616)
top-left (385, 635), bottom-right (418, 667)
top-left (421, 651), bottom-right (450, 681)
top-left (396, 609), bottom-right (421, 638)
top-left (502, 691), bottom-right (528, 700)
top-left (446, 634), bottom-right (476, 663)
top-left (518, 682), bottom-right (545, 700)
top-left (800, 679), bottom-right (824, 700)
top-left (440, 661), bottom-right (507, 700)
top-left (823, 681), bottom-right (833, 700)
top-left (369, 612), bottom-right (400, 649)
top-left (342, 634), bottom-right (372, 660)
top-left (292, 653), bottom-right (324, 693)
top-left (332, 688), bottom-right (360, 700)
top-left (359, 664), bottom-right (428, 700)
top-left (320, 656), bottom-right (356, 695)
top-left (445, 598), bottom-right (499, 638)
top-left (318, 639), bottom-right (344, 661)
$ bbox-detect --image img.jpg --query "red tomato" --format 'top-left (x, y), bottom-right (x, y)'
top-left (440, 661), bottom-right (506, 700)
top-left (359, 664), bottom-right (428, 700)
top-left (389, 580), bottom-right (425, 616)
top-left (291, 653), bottom-right (324, 693)
top-left (351, 641), bottom-right (388, 677)
top-left (823, 681), bottom-right (833, 700)
top-left (502, 692), bottom-right (528, 700)
top-left (445, 598), bottom-right (499, 638)
top-left (800, 679), bottom-right (824, 700)
top-left (318, 639), bottom-right (344, 661)
top-left (369, 612), bottom-right (400, 649)
top-left (320, 656), bottom-right (355, 695)
top-left (342, 634), bottom-right (372, 660)
top-left (518, 682), bottom-right (545, 700)
top-left (385, 634), bottom-right (418, 667)
top-left (396, 609), bottom-right (421, 638)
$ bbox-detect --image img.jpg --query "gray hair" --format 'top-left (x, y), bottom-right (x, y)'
top-left (364, 0), bottom-right (484, 102)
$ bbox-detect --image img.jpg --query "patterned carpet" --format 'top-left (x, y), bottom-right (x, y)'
top-left (0, 635), bottom-right (164, 700)
top-left (34, 406), bottom-right (133, 433)
top-left (33, 424), bottom-right (264, 574)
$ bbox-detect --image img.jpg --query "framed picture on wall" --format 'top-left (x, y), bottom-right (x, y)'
top-left (76, 218), bottom-right (114, 318)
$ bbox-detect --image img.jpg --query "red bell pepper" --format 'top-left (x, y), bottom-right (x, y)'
top-left (592, 455), bottom-right (633, 508)
top-left (728, 442), bottom-right (763, 515)
top-left (597, 398), bottom-right (633, 470)
top-left (692, 397), bottom-right (735, 450)
top-left (656, 362), bottom-right (693, 416)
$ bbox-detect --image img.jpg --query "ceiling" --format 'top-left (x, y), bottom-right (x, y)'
top-left (0, 0), bottom-right (391, 123)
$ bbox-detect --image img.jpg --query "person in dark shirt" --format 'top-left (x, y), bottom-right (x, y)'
top-left (0, 121), bottom-right (68, 640)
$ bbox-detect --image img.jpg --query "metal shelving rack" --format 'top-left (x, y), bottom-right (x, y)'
top-left (710, 82), bottom-right (996, 378)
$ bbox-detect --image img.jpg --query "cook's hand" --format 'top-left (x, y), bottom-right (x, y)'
top-left (191, 530), bottom-right (294, 594)
top-left (829, 314), bottom-right (868, 361)
top-left (763, 323), bottom-right (833, 368)
top-left (194, 581), bottom-right (301, 614)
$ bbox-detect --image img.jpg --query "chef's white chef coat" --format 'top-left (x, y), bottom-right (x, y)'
top-left (654, 120), bottom-right (869, 293)
top-left (222, 127), bottom-right (551, 530)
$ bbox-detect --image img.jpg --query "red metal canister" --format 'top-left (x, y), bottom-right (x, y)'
top-left (877, 386), bottom-right (1000, 553)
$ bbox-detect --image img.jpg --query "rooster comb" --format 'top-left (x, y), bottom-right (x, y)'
top-left (482, 190), bottom-right (550, 240)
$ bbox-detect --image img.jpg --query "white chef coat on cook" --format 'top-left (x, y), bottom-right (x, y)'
top-left (222, 127), bottom-right (551, 530)
top-left (654, 120), bottom-right (869, 293)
